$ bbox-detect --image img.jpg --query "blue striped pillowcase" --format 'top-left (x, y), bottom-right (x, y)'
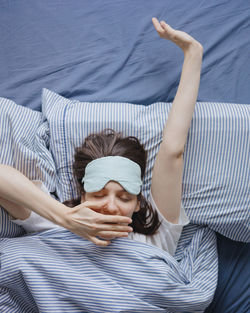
top-left (0, 97), bottom-right (57, 237)
top-left (42, 89), bottom-right (250, 242)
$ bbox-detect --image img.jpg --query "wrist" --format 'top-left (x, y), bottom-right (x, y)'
top-left (47, 201), bottom-right (70, 228)
top-left (27, 191), bottom-right (69, 228)
top-left (184, 42), bottom-right (203, 58)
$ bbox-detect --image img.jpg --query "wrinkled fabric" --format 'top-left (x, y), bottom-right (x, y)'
top-left (0, 0), bottom-right (249, 111)
top-left (0, 227), bottom-right (217, 313)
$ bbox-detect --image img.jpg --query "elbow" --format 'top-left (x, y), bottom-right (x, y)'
top-left (164, 144), bottom-right (184, 159)
top-left (161, 135), bottom-right (185, 159)
top-left (0, 164), bottom-right (12, 170)
top-left (174, 150), bottom-right (184, 159)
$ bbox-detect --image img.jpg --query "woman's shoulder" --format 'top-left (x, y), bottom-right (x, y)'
top-left (129, 191), bottom-right (190, 256)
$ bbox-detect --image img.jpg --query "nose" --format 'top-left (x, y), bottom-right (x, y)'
top-left (104, 198), bottom-right (119, 215)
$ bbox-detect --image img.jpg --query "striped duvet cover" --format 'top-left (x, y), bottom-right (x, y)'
top-left (0, 227), bottom-right (217, 312)
top-left (42, 89), bottom-right (250, 242)
top-left (0, 93), bottom-right (248, 311)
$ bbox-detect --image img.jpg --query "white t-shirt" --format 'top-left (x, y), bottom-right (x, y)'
top-left (128, 191), bottom-right (189, 256)
top-left (11, 181), bottom-right (189, 256)
top-left (11, 181), bottom-right (62, 232)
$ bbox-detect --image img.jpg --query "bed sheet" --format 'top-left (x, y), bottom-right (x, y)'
top-left (0, 0), bottom-right (249, 111)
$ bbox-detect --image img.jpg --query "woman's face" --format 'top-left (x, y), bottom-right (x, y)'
top-left (81, 181), bottom-right (140, 217)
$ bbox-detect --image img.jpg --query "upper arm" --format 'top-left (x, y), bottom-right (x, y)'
top-left (0, 181), bottom-right (43, 220)
top-left (151, 144), bottom-right (184, 224)
top-left (0, 197), bottom-right (31, 220)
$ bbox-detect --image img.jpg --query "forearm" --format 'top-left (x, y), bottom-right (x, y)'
top-left (0, 164), bottom-right (68, 226)
top-left (163, 46), bottom-right (203, 156)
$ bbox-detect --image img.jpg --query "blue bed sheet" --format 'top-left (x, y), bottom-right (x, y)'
top-left (205, 234), bottom-right (250, 313)
top-left (0, 0), bottom-right (249, 111)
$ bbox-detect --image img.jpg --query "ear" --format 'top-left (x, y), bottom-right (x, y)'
top-left (134, 200), bottom-right (140, 212)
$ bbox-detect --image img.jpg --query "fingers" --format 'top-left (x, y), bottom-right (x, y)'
top-left (160, 21), bottom-right (174, 33)
top-left (73, 214), bottom-right (133, 232)
top-left (99, 213), bottom-right (132, 225)
top-left (152, 17), bottom-right (165, 33)
top-left (88, 235), bottom-right (111, 247)
top-left (96, 222), bottom-right (133, 232)
top-left (98, 231), bottom-right (130, 240)
top-left (87, 230), bottom-right (130, 247)
top-left (152, 17), bottom-right (203, 54)
top-left (81, 220), bottom-right (133, 233)
top-left (152, 17), bottom-right (170, 32)
top-left (152, 17), bottom-right (176, 40)
top-left (78, 200), bottom-right (132, 224)
top-left (81, 200), bottom-right (108, 210)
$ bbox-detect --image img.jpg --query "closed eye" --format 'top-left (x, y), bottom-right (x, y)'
top-left (119, 197), bottom-right (132, 202)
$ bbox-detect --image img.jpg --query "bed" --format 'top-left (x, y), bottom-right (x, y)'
top-left (0, 1), bottom-right (249, 312)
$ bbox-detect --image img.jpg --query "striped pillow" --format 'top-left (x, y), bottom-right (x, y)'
top-left (42, 89), bottom-right (250, 242)
top-left (0, 97), bottom-right (57, 237)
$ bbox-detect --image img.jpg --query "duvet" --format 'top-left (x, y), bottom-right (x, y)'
top-left (0, 226), bottom-right (217, 313)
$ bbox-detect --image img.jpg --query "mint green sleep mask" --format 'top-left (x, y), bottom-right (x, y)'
top-left (81, 156), bottom-right (142, 195)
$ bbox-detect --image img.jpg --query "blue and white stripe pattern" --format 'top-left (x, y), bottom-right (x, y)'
top-left (0, 227), bottom-right (217, 312)
top-left (42, 89), bottom-right (250, 242)
top-left (0, 92), bottom-right (222, 311)
top-left (0, 97), bottom-right (57, 237)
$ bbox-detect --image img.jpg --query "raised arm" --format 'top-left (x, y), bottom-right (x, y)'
top-left (0, 164), bottom-right (132, 245)
top-left (151, 18), bottom-right (203, 223)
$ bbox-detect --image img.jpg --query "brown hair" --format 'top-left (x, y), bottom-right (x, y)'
top-left (64, 129), bottom-right (161, 235)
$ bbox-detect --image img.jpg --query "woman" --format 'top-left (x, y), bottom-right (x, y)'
top-left (0, 17), bottom-right (203, 254)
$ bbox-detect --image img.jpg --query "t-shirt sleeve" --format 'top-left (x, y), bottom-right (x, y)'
top-left (129, 190), bottom-right (190, 256)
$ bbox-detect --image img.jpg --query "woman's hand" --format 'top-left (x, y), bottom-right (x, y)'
top-left (64, 200), bottom-right (133, 246)
top-left (152, 17), bottom-right (203, 55)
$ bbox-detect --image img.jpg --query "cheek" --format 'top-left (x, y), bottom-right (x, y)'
top-left (119, 201), bottom-right (139, 217)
